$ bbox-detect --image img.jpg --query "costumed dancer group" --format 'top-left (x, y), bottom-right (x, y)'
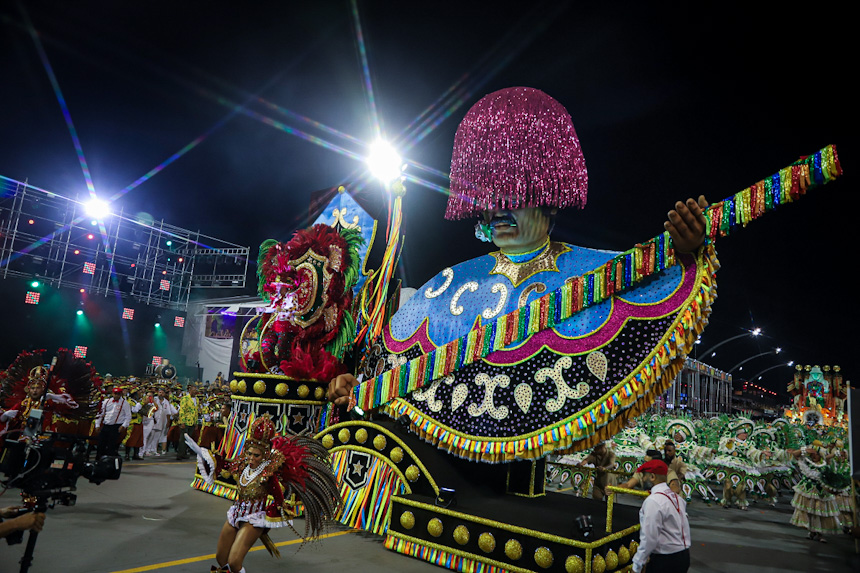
top-left (555, 411), bottom-right (854, 544)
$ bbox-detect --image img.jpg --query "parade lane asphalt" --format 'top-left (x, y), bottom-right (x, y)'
top-left (6, 459), bottom-right (858, 573)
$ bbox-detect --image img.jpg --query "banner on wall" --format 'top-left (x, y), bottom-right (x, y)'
top-left (205, 313), bottom-right (237, 339)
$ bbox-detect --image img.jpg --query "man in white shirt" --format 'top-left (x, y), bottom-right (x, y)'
top-left (150, 387), bottom-right (176, 455)
top-left (632, 459), bottom-right (691, 573)
top-left (94, 387), bottom-right (131, 458)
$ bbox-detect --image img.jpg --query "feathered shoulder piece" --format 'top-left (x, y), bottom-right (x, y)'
top-left (269, 434), bottom-right (341, 540)
top-left (0, 348), bottom-right (101, 419)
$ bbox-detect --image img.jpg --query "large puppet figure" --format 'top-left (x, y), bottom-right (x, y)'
top-left (329, 87), bottom-right (710, 456)
top-left (322, 87), bottom-right (715, 570)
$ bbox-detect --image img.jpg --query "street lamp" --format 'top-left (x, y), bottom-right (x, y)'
top-left (698, 327), bottom-right (762, 359)
top-left (728, 347), bottom-right (781, 374)
top-left (749, 361), bottom-right (794, 384)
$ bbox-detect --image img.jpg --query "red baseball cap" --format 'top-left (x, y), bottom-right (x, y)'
top-left (636, 459), bottom-right (669, 475)
top-left (112, 387), bottom-right (123, 394)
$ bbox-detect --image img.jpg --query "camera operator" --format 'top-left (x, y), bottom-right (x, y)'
top-left (0, 507), bottom-right (45, 539)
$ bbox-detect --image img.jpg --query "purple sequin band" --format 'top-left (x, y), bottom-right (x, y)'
top-left (445, 87), bottom-right (588, 220)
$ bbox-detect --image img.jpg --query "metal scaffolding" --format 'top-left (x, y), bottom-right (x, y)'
top-left (1, 176), bottom-right (249, 311)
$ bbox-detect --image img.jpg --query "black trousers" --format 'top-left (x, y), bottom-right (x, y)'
top-left (96, 424), bottom-right (122, 458)
top-left (647, 549), bottom-right (690, 572)
top-left (176, 425), bottom-right (197, 458)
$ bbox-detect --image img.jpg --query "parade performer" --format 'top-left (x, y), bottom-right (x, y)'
top-left (0, 348), bottom-right (97, 436)
top-left (788, 443), bottom-right (844, 542)
top-left (176, 384), bottom-right (201, 460)
top-left (140, 390), bottom-right (159, 456)
top-left (197, 396), bottom-right (223, 451)
top-left (184, 414), bottom-right (340, 573)
top-left (94, 386), bottom-right (131, 458)
top-left (577, 441), bottom-right (618, 500)
top-left (123, 386), bottom-right (144, 460)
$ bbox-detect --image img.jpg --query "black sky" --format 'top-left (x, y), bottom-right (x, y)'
top-left (1, 1), bottom-right (855, 390)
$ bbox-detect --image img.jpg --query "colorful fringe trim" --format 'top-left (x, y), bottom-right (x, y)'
top-left (332, 450), bottom-right (406, 535)
top-left (379, 246), bottom-right (718, 462)
top-left (356, 145), bottom-right (842, 413)
top-left (190, 475), bottom-right (238, 501)
top-left (220, 409), bottom-right (249, 459)
top-left (384, 534), bottom-right (513, 573)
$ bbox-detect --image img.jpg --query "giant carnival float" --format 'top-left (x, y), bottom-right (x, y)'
top-left (190, 88), bottom-right (843, 573)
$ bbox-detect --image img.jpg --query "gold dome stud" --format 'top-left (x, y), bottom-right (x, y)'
top-left (534, 546), bottom-right (553, 569)
top-left (504, 539), bottom-right (522, 560)
top-left (405, 465), bottom-right (420, 482)
top-left (338, 429), bottom-right (351, 444)
top-left (478, 532), bottom-right (495, 553)
top-left (399, 511), bottom-right (415, 530)
top-left (605, 549), bottom-right (618, 570)
top-left (390, 447), bottom-right (404, 463)
top-left (253, 380), bottom-right (266, 395)
top-left (427, 518), bottom-right (443, 537)
top-left (373, 434), bottom-right (387, 451)
top-left (237, 380), bottom-right (247, 393)
top-left (229, 379), bottom-right (238, 392)
top-left (321, 434), bottom-right (334, 449)
top-left (275, 383), bottom-right (289, 396)
top-left (591, 554), bottom-right (605, 573)
top-left (564, 555), bottom-right (584, 573)
top-left (314, 386), bottom-right (325, 399)
top-left (355, 428), bottom-right (368, 444)
top-left (297, 384), bottom-right (310, 398)
top-left (453, 525), bottom-right (470, 545)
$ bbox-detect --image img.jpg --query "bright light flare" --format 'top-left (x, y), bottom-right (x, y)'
top-left (84, 197), bottom-right (111, 219)
top-left (367, 140), bottom-right (403, 183)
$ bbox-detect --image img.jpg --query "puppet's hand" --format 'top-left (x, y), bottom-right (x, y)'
top-left (328, 373), bottom-right (360, 407)
top-left (665, 196), bottom-right (709, 253)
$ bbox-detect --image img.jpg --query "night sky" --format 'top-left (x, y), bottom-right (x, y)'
top-left (1, 2), bottom-right (855, 392)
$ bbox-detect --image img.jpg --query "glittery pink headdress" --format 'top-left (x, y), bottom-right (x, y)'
top-left (445, 87), bottom-right (588, 220)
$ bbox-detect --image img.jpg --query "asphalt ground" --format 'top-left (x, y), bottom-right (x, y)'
top-left (2, 457), bottom-right (858, 573)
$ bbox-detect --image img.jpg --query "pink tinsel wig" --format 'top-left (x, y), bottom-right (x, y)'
top-left (445, 87), bottom-right (588, 220)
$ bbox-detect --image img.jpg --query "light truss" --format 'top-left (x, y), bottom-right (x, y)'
top-left (1, 176), bottom-right (250, 311)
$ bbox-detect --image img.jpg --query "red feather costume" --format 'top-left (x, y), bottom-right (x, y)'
top-left (193, 414), bottom-right (340, 544)
top-left (0, 348), bottom-right (100, 436)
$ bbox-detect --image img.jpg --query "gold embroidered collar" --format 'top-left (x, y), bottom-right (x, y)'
top-left (489, 241), bottom-right (570, 287)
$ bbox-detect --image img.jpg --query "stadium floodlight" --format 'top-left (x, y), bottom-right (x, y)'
top-left (84, 197), bottom-right (111, 219)
top-left (367, 139), bottom-right (403, 183)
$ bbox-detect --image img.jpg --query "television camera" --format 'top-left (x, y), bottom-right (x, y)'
top-left (1, 410), bottom-right (122, 572)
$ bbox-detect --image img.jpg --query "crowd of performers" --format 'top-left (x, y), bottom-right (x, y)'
top-left (0, 349), bottom-right (234, 460)
top-left (553, 412), bottom-right (855, 543)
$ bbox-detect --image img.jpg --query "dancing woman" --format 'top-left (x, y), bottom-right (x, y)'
top-left (184, 414), bottom-right (340, 573)
top-left (787, 444), bottom-right (842, 543)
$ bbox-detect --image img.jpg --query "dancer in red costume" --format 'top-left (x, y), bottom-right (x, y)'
top-left (185, 414), bottom-right (340, 573)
